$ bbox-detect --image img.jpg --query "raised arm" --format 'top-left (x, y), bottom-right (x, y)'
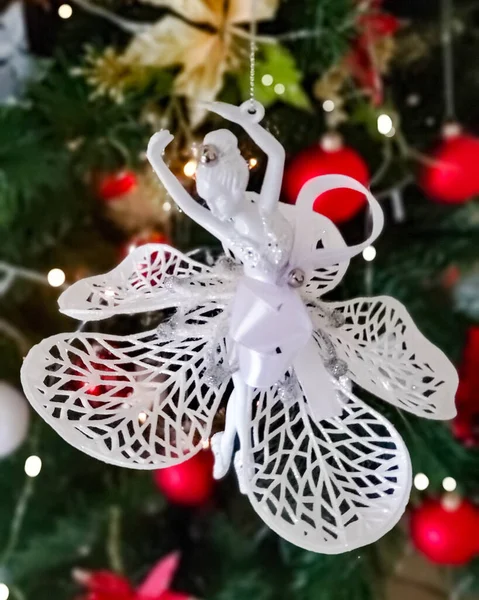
top-left (204, 101), bottom-right (285, 215)
top-left (147, 131), bottom-right (231, 242)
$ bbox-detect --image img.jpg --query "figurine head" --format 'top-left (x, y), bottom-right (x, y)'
top-left (195, 129), bottom-right (249, 220)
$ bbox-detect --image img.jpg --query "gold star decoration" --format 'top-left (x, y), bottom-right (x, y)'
top-left (73, 46), bottom-right (133, 103)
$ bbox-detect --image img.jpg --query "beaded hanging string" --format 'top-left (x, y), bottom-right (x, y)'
top-left (248, 0), bottom-right (257, 113)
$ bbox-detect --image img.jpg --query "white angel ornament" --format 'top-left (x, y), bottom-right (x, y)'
top-left (21, 100), bottom-right (458, 555)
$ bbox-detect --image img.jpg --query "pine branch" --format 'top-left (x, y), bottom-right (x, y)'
top-left (7, 512), bottom-right (105, 582)
top-left (277, 0), bottom-right (356, 73)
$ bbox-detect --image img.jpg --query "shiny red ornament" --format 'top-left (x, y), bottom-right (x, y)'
top-left (420, 125), bottom-right (479, 203)
top-left (410, 496), bottom-right (479, 565)
top-left (154, 450), bottom-right (214, 506)
top-left (452, 327), bottom-right (479, 446)
top-left (282, 134), bottom-right (370, 223)
top-left (98, 171), bottom-right (138, 201)
top-left (68, 345), bottom-right (133, 408)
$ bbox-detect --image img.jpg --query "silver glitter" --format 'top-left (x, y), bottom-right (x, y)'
top-left (276, 374), bottom-right (301, 406)
top-left (157, 317), bottom-right (178, 340)
top-left (329, 309), bottom-right (346, 328)
top-left (216, 256), bottom-right (240, 273)
top-left (316, 329), bottom-right (336, 358)
top-left (162, 276), bottom-right (177, 291)
top-left (175, 276), bottom-right (194, 288)
top-left (325, 358), bottom-right (348, 378)
top-left (229, 209), bottom-right (294, 276)
top-left (203, 363), bottom-right (228, 387)
top-left (162, 275), bottom-right (196, 294)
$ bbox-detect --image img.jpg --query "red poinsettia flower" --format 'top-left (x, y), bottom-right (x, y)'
top-left (347, 0), bottom-right (401, 105)
top-left (75, 552), bottom-right (193, 600)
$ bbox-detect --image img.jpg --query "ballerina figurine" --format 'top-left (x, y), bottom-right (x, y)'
top-left (147, 100), bottom-right (328, 479)
top-left (21, 100), bottom-right (457, 554)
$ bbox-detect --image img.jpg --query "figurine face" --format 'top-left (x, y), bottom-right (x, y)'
top-left (195, 129), bottom-right (250, 221)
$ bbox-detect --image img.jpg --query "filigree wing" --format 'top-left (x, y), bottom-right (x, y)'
top-left (59, 244), bottom-right (233, 321)
top-left (21, 305), bottom-right (229, 469)
top-left (241, 383), bottom-right (411, 553)
top-left (278, 203), bottom-right (349, 298)
top-left (319, 296), bottom-right (458, 419)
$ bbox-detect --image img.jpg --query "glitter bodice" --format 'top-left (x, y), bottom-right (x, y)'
top-left (228, 204), bottom-right (294, 281)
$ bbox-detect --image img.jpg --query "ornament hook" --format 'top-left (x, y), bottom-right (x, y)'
top-left (239, 100), bottom-right (265, 123)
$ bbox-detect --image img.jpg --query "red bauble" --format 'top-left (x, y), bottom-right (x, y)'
top-left (120, 230), bottom-right (171, 259)
top-left (282, 134), bottom-right (370, 223)
top-left (98, 171), bottom-right (138, 201)
top-left (410, 496), bottom-right (479, 565)
top-left (420, 124), bottom-right (479, 204)
top-left (153, 450), bottom-right (214, 506)
top-left (452, 327), bottom-right (479, 446)
top-left (68, 346), bottom-right (133, 408)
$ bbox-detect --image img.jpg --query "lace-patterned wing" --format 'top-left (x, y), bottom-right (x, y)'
top-left (278, 203), bottom-right (349, 299)
top-left (242, 383), bottom-right (411, 553)
top-left (21, 305), bottom-right (229, 469)
top-left (59, 244), bottom-right (234, 321)
top-left (319, 296), bottom-right (458, 419)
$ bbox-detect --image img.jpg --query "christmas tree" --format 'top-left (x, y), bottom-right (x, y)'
top-left (1, 0), bottom-right (479, 598)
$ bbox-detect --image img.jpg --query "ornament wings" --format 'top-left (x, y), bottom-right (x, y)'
top-left (315, 296), bottom-right (458, 420)
top-left (58, 244), bottom-right (235, 321)
top-left (21, 306), bottom-right (229, 469)
top-left (241, 381), bottom-right (411, 553)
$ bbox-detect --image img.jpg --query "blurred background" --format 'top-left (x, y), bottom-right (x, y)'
top-left (1, 0), bottom-right (479, 598)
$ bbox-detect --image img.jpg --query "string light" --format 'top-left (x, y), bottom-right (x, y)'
top-left (322, 100), bottom-right (335, 112)
top-left (24, 455), bottom-right (42, 478)
top-left (385, 127), bottom-right (396, 138)
top-left (406, 93), bottom-right (421, 107)
top-left (362, 246), bottom-right (376, 261)
top-left (377, 114), bottom-right (393, 135)
top-left (183, 159), bottom-right (197, 178)
top-left (58, 3), bottom-right (73, 18)
top-left (249, 158), bottom-right (258, 168)
top-left (138, 412), bottom-right (147, 424)
top-left (274, 83), bottom-right (285, 95)
top-left (442, 476), bottom-right (457, 492)
top-left (0, 584), bottom-right (9, 600)
top-left (163, 201), bottom-right (172, 212)
top-left (47, 268), bottom-right (66, 287)
top-left (414, 473), bottom-right (429, 491)
top-left (261, 74), bottom-right (273, 86)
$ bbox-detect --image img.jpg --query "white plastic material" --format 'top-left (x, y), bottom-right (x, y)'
top-left (57, 245), bottom-right (235, 321)
top-left (0, 382), bottom-right (29, 457)
top-left (21, 101), bottom-right (458, 554)
top-left (316, 296), bottom-right (458, 420)
top-left (0, 2), bottom-right (32, 102)
top-left (22, 304), bottom-right (228, 469)
top-left (242, 380), bottom-right (412, 553)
